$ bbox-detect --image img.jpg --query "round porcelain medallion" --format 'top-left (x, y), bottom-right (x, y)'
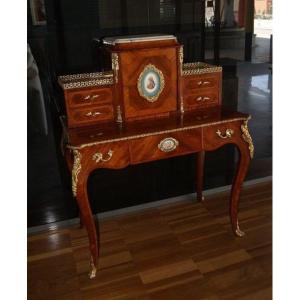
top-left (137, 64), bottom-right (165, 102)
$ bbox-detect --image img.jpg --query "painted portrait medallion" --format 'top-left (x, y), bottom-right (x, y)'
top-left (137, 64), bottom-right (165, 102)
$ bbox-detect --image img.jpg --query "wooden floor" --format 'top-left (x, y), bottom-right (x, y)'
top-left (28, 181), bottom-right (272, 300)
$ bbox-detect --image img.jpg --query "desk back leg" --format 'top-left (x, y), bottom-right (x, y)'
top-left (196, 151), bottom-right (205, 202)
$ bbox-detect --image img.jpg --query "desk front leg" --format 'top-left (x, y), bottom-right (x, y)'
top-left (230, 142), bottom-right (251, 237)
top-left (230, 119), bottom-right (254, 237)
top-left (72, 149), bottom-right (98, 279)
top-left (203, 117), bottom-right (254, 237)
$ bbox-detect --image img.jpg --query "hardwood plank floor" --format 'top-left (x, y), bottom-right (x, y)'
top-left (28, 181), bottom-right (272, 300)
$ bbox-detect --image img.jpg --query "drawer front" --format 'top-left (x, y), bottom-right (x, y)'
top-left (183, 74), bottom-right (220, 91)
top-left (68, 105), bottom-right (114, 127)
top-left (83, 141), bottom-right (130, 170)
top-left (130, 129), bottom-right (202, 164)
top-left (183, 90), bottom-right (219, 110)
top-left (203, 121), bottom-right (242, 150)
top-left (66, 87), bottom-right (112, 108)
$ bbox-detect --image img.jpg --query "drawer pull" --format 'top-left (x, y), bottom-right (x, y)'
top-left (197, 80), bottom-right (210, 86)
top-left (89, 132), bottom-right (103, 138)
top-left (92, 150), bottom-right (113, 163)
top-left (85, 111), bottom-right (102, 117)
top-left (83, 94), bottom-right (99, 101)
top-left (158, 137), bottom-right (179, 152)
top-left (216, 129), bottom-right (234, 139)
top-left (196, 96), bottom-right (210, 101)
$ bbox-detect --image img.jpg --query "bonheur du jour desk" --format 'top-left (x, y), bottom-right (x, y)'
top-left (58, 34), bottom-right (254, 278)
top-left (62, 107), bottom-right (254, 278)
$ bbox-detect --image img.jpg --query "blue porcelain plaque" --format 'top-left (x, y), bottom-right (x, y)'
top-left (137, 64), bottom-right (165, 102)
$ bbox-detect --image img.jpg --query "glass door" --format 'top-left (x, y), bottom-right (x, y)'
top-left (253, 0), bottom-right (272, 63)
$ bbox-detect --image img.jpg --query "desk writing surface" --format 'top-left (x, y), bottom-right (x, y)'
top-left (64, 107), bottom-right (248, 149)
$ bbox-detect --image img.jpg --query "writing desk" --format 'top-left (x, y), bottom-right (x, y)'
top-left (62, 107), bottom-right (254, 278)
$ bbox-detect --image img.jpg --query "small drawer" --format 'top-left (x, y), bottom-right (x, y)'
top-left (183, 90), bottom-right (219, 110)
top-left (202, 121), bottom-right (241, 150)
top-left (83, 141), bottom-right (130, 170)
top-left (129, 129), bottom-right (202, 164)
top-left (66, 87), bottom-right (112, 108)
top-left (68, 105), bottom-right (114, 127)
top-left (183, 74), bottom-right (220, 91)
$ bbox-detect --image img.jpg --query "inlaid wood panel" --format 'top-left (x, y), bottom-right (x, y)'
top-left (129, 129), bottom-right (202, 164)
top-left (80, 141), bottom-right (130, 171)
top-left (68, 105), bottom-right (114, 128)
top-left (182, 73), bottom-right (220, 90)
top-left (181, 72), bottom-right (222, 112)
top-left (203, 121), bottom-right (242, 151)
top-left (119, 47), bottom-right (178, 120)
top-left (66, 87), bottom-right (113, 108)
top-left (183, 90), bottom-right (219, 110)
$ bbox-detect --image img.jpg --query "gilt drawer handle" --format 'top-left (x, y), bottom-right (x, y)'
top-left (158, 137), bottom-right (179, 152)
top-left (197, 80), bottom-right (210, 86)
top-left (196, 96), bottom-right (210, 101)
top-left (216, 129), bottom-right (234, 139)
top-left (92, 150), bottom-right (114, 163)
top-left (83, 94), bottom-right (99, 101)
top-left (85, 111), bottom-right (102, 117)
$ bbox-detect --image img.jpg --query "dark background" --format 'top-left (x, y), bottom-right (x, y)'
top-left (28, 0), bottom-right (262, 227)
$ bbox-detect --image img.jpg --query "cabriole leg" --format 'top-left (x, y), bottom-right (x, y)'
top-left (230, 143), bottom-right (251, 237)
top-left (72, 150), bottom-right (99, 279)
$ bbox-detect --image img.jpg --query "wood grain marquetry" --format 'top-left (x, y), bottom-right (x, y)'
top-left (119, 47), bottom-right (178, 120)
top-left (183, 90), bottom-right (219, 110)
top-left (202, 121), bottom-right (241, 151)
top-left (181, 72), bottom-right (222, 112)
top-left (68, 106), bottom-right (114, 127)
top-left (66, 87), bottom-right (113, 108)
top-left (129, 129), bottom-right (202, 164)
top-left (80, 141), bottom-right (130, 172)
top-left (183, 74), bottom-right (219, 90)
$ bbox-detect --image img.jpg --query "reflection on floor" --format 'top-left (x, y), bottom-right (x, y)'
top-left (28, 181), bottom-right (272, 299)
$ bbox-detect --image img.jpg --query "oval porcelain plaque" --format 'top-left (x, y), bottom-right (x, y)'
top-left (137, 64), bottom-right (165, 102)
top-left (158, 137), bottom-right (179, 152)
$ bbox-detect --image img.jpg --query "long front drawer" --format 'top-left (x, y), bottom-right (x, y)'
top-left (129, 129), bottom-right (202, 164)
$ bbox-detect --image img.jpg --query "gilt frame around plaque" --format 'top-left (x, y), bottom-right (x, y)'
top-left (137, 64), bottom-right (165, 102)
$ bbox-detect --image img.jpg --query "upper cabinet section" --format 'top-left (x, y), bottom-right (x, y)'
top-left (58, 35), bottom-right (222, 128)
top-left (103, 34), bottom-right (180, 120)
